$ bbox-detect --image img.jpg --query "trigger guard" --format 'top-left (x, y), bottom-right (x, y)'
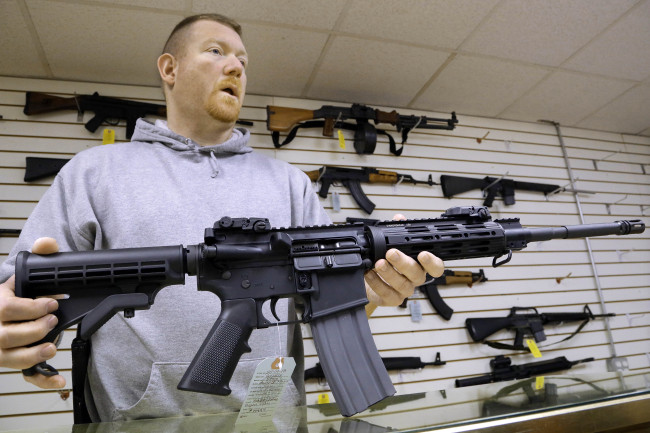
top-left (270, 298), bottom-right (281, 322)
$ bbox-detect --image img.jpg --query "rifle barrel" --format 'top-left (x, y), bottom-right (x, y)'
top-left (505, 220), bottom-right (644, 244)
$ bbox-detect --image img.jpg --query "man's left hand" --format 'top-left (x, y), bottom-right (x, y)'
top-left (363, 214), bottom-right (444, 315)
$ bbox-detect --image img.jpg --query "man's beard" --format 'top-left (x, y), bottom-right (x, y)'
top-left (204, 83), bottom-right (242, 123)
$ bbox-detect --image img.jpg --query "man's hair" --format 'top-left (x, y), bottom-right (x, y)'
top-left (162, 13), bottom-right (242, 57)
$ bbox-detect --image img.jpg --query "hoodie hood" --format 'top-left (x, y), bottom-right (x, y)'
top-left (131, 118), bottom-right (253, 155)
top-left (131, 119), bottom-right (253, 178)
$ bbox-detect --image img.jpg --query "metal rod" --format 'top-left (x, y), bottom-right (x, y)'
top-left (541, 120), bottom-right (618, 360)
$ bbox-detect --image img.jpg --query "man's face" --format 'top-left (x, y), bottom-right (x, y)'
top-left (172, 20), bottom-right (248, 123)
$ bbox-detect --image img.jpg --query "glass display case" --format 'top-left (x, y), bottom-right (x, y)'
top-left (4, 371), bottom-right (649, 433)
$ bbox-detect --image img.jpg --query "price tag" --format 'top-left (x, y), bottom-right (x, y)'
top-left (235, 357), bottom-right (295, 426)
top-left (409, 300), bottom-right (422, 322)
top-left (317, 393), bottom-right (330, 404)
top-left (331, 191), bottom-right (341, 212)
top-left (337, 129), bottom-right (346, 149)
top-left (102, 129), bottom-right (115, 145)
top-left (526, 339), bottom-right (542, 358)
top-left (536, 376), bottom-right (545, 390)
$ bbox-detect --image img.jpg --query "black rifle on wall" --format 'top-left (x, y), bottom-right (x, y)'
top-left (440, 175), bottom-right (562, 207)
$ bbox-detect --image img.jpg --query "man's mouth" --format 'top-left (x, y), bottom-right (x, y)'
top-left (219, 84), bottom-right (239, 98)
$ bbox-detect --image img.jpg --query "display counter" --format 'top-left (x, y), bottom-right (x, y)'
top-left (4, 371), bottom-right (650, 433)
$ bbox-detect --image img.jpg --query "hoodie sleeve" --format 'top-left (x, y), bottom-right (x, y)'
top-left (0, 157), bottom-right (102, 283)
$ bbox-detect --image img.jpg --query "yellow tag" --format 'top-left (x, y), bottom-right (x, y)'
top-left (317, 393), bottom-right (330, 404)
top-left (102, 129), bottom-right (115, 145)
top-left (536, 376), bottom-right (545, 390)
top-left (337, 129), bottom-right (346, 149)
top-left (526, 338), bottom-right (542, 358)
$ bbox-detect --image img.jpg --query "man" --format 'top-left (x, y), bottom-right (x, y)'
top-left (0, 14), bottom-right (443, 421)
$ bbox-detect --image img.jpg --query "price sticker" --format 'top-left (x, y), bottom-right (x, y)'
top-left (526, 339), bottom-right (542, 358)
top-left (536, 376), bottom-right (545, 390)
top-left (337, 129), bottom-right (346, 149)
top-left (102, 129), bottom-right (115, 145)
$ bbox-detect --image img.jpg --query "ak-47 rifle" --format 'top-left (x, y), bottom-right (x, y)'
top-left (267, 104), bottom-right (458, 156)
top-left (440, 175), bottom-right (563, 207)
top-left (14, 206), bottom-right (644, 417)
top-left (304, 166), bottom-right (436, 214)
top-left (400, 269), bottom-right (487, 320)
top-left (24, 91), bottom-right (167, 139)
top-left (455, 355), bottom-right (595, 387)
top-left (466, 304), bottom-right (615, 351)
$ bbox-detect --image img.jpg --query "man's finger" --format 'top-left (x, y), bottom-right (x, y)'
top-left (0, 296), bottom-right (58, 322)
top-left (23, 372), bottom-right (66, 389)
top-left (0, 314), bottom-right (58, 348)
top-left (32, 237), bottom-right (59, 255)
top-left (1, 342), bottom-right (57, 370)
top-left (417, 251), bottom-right (445, 278)
top-left (384, 249), bottom-right (427, 286)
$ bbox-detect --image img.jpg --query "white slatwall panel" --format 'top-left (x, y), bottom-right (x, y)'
top-left (0, 76), bottom-right (648, 431)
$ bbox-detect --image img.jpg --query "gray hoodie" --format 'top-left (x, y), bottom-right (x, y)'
top-left (0, 119), bottom-right (331, 421)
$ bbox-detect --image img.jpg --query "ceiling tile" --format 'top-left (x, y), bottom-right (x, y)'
top-left (306, 36), bottom-right (450, 107)
top-left (83, 0), bottom-right (186, 10)
top-left (338, 0), bottom-right (498, 49)
top-left (499, 70), bottom-right (635, 125)
top-left (562, 0), bottom-right (650, 81)
top-left (412, 55), bottom-right (549, 117)
top-left (192, 0), bottom-right (348, 30)
top-left (25, 0), bottom-right (181, 86)
top-left (461, 0), bottom-right (638, 66)
top-left (0, 0), bottom-right (49, 77)
top-left (577, 84), bottom-right (650, 135)
top-left (242, 24), bottom-right (329, 97)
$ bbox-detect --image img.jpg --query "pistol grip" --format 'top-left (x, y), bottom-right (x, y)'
top-left (178, 299), bottom-right (256, 395)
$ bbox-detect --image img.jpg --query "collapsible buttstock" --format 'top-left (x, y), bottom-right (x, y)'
top-left (24, 92), bottom-right (77, 115)
top-left (440, 175), bottom-right (487, 198)
top-left (465, 317), bottom-right (514, 342)
top-left (266, 106), bottom-right (315, 132)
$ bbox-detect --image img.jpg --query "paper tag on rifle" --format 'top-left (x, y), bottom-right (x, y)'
top-left (102, 129), bottom-right (115, 145)
top-left (317, 393), bottom-right (330, 404)
top-left (235, 357), bottom-right (295, 426)
top-left (337, 129), bottom-right (346, 149)
top-left (536, 376), bottom-right (545, 390)
top-left (331, 191), bottom-right (341, 212)
top-left (526, 339), bottom-right (542, 358)
top-left (409, 300), bottom-right (422, 322)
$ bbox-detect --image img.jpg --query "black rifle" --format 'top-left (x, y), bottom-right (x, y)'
top-left (267, 104), bottom-right (458, 156)
top-left (305, 166), bottom-right (436, 214)
top-left (24, 91), bottom-right (167, 139)
top-left (0, 229), bottom-right (21, 237)
top-left (400, 269), bottom-right (487, 320)
top-left (24, 157), bottom-right (70, 182)
top-left (440, 175), bottom-right (561, 207)
top-left (466, 305), bottom-right (615, 351)
top-left (14, 206), bottom-right (644, 417)
top-left (305, 354), bottom-right (446, 381)
top-left (455, 355), bottom-right (594, 387)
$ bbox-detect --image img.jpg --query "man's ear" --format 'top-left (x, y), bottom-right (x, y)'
top-left (157, 53), bottom-right (177, 88)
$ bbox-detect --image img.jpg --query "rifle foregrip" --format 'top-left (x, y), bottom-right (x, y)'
top-left (310, 307), bottom-right (395, 417)
top-left (455, 374), bottom-right (493, 388)
top-left (177, 299), bottom-right (256, 395)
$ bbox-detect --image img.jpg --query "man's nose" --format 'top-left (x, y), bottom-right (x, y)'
top-left (223, 54), bottom-right (243, 77)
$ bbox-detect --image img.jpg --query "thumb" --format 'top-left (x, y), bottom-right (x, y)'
top-left (31, 238), bottom-right (59, 255)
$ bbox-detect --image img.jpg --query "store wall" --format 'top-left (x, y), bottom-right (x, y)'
top-left (0, 76), bottom-right (648, 430)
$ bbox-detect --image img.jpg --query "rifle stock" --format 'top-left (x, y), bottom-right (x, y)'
top-left (266, 106), bottom-right (315, 133)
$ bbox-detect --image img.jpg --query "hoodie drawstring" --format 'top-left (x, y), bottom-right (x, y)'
top-left (208, 151), bottom-right (220, 178)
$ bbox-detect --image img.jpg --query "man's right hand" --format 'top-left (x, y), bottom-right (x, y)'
top-left (0, 237), bottom-right (65, 389)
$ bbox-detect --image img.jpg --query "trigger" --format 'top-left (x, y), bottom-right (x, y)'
top-left (270, 298), bottom-right (281, 322)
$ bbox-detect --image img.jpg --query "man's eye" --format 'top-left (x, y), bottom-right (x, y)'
top-left (211, 48), bottom-right (223, 55)
top-left (239, 58), bottom-right (248, 68)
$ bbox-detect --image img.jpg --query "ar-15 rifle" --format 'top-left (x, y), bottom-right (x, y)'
top-left (466, 304), bottom-right (615, 351)
top-left (400, 269), bottom-right (487, 320)
top-left (305, 354), bottom-right (446, 381)
top-left (304, 166), bottom-right (436, 214)
top-left (455, 355), bottom-right (595, 387)
top-left (14, 206), bottom-right (644, 417)
top-left (24, 91), bottom-right (167, 139)
top-left (267, 104), bottom-right (457, 156)
top-left (440, 175), bottom-right (562, 207)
